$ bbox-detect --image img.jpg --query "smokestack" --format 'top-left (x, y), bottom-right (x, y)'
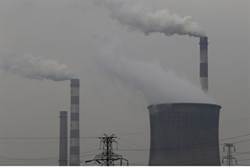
top-left (148, 103), bottom-right (221, 165)
top-left (69, 79), bottom-right (80, 165)
top-left (59, 111), bottom-right (68, 166)
top-left (200, 37), bottom-right (208, 92)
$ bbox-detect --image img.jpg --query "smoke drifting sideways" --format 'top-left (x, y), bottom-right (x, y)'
top-left (0, 52), bottom-right (74, 81)
top-left (100, 0), bottom-right (206, 38)
top-left (97, 53), bottom-right (214, 105)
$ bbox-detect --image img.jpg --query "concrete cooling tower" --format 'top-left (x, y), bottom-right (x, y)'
top-left (148, 103), bottom-right (221, 165)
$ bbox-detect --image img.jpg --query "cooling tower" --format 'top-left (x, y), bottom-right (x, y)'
top-left (70, 79), bottom-right (80, 165)
top-left (148, 103), bottom-right (221, 165)
top-left (59, 111), bottom-right (68, 166)
top-left (200, 37), bottom-right (208, 92)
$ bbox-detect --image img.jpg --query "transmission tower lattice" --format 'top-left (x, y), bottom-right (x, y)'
top-left (222, 143), bottom-right (238, 166)
top-left (85, 134), bottom-right (129, 166)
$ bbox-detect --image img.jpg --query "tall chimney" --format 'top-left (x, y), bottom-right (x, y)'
top-left (70, 79), bottom-right (80, 165)
top-left (59, 111), bottom-right (68, 166)
top-left (199, 37), bottom-right (208, 92)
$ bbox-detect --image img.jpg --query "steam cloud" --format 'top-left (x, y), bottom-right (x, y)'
top-left (0, 52), bottom-right (74, 81)
top-left (101, 0), bottom-right (206, 37)
top-left (98, 54), bottom-right (214, 104)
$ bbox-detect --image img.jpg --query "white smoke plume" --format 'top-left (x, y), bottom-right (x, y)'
top-left (98, 53), bottom-right (214, 105)
top-left (0, 52), bottom-right (74, 81)
top-left (101, 0), bottom-right (206, 37)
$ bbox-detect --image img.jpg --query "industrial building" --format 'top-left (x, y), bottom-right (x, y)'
top-left (57, 37), bottom-right (220, 166)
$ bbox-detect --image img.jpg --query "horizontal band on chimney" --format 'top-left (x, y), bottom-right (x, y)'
top-left (71, 113), bottom-right (79, 120)
top-left (70, 79), bottom-right (80, 86)
top-left (70, 147), bottom-right (80, 154)
top-left (200, 63), bottom-right (208, 77)
top-left (70, 130), bottom-right (80, 137)
top-left (71, 96), bottom-right (79, 104)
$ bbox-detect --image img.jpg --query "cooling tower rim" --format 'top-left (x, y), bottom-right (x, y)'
top-left (147, 102), bottom-right (221, 110)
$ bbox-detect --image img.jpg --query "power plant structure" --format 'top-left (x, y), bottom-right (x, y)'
top-left (200, 37), bottom-right (209, 92)
top-left (57, 36), bottom-right (219, 166)
top-left (148, 103), bottom-right (221, 165)
top-left (69, 79), bottom-right (80, 165)
top-left (59, 111), bottom-right (68, 166)
top-left (147, 37), bottom-right (222, 165)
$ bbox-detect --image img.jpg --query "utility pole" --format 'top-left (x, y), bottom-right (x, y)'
top-left (85, 134), bottom-right (129, 166)
top-left (222, 143), bottom-right (237, 166)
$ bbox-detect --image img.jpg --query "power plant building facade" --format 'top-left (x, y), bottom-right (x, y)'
top-left (148, 103), bottom-right (221, 165)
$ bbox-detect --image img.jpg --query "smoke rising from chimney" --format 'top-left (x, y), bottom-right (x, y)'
top-left (97, 45), bottom-right (214, 104)
top-left (101, 0), bottom-right (206, 37)
top-left (0, 52), bottom-right (74, 81)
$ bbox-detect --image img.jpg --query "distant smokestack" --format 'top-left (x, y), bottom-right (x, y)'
top-left (200, 37), bottom-right (208, 92)
top-left (69, 79), bottom-right (80, 165)
top-left (59, 111), bottom-right (68, 166)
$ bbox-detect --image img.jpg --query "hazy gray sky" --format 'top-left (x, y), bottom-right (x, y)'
top-left (0, 0), bottom-right (249, 165)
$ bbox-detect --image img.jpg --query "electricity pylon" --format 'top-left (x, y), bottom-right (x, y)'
top-left (222, 143), bottom-right (238, 166)
top-left (85, 134), bottom-right (129, 166)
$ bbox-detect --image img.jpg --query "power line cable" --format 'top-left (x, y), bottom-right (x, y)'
top-left (0, 149), bottom-right (99, 161)
top-left (231, 139), bottom-right (250, 144)
top-left (0, 136), bottom-right (97, 140)
top-left (0, 154), bottom-right (57, 160)
top-left (235, 151), bottom-right (250, 156)
top-left (222, 116), bottom-right (250, 123)
top-left (238, 158), bottom-right (250, 162)
top-left (221, 133), bottom-right (250, 141)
